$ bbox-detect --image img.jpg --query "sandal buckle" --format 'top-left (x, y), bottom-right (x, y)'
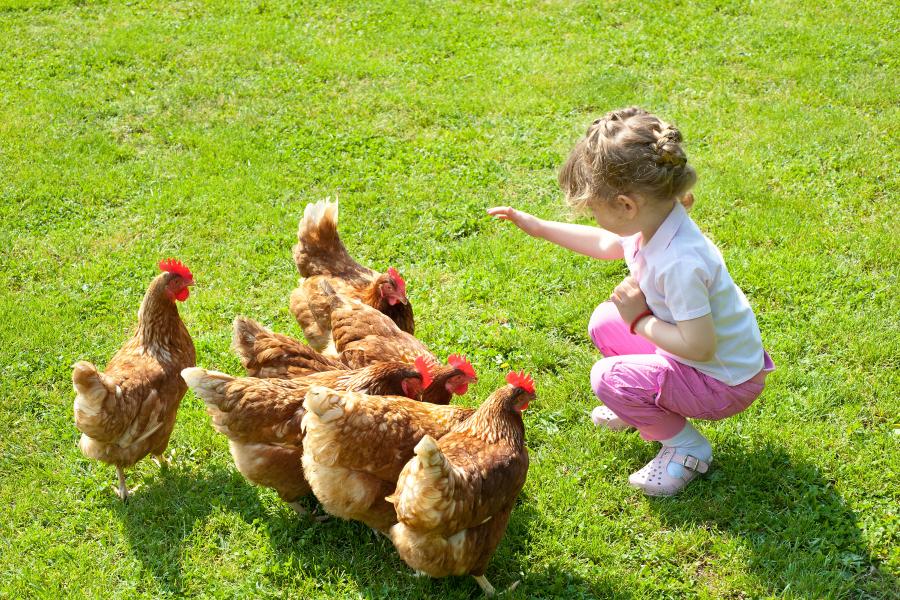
top-left (682, 455), bottom-right (699, 470)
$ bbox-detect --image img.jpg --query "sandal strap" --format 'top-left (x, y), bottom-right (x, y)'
top-left (671, 452), bottom-right (709, 475)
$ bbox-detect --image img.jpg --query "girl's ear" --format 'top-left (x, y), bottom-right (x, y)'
top-left (615, 194), bottom-right (639, 218)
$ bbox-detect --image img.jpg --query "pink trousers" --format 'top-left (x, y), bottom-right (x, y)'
top-left (588, 302), bottom-right (774, 441)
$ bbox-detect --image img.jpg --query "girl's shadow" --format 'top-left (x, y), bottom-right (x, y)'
top-left (646, 442), bottom-right (896, 598)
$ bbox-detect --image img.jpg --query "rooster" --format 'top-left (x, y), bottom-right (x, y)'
top-left (301, 386), bottom-right (476, 532)
top-left (290, 199), bottom-right (413, 352)
top-left (231, 316), bottom-right (346, 378)
top-left (72, 259), bottom-right (196, 500)
top-left (181, 358), bottom-right (433, 514)
top-left (386, 372), bottom-right (534, 596)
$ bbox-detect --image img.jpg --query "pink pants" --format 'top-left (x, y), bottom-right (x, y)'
top-left (588, 302), bottom-right (774, 441)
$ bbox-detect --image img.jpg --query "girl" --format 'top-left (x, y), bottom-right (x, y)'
top-left (488, 107), bottom-right (773, 496)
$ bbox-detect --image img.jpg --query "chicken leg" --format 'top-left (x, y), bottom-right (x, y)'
top-left (115, 466), bottom-right (130, 501)
top-left (474, 575), bottom-right (496, 596)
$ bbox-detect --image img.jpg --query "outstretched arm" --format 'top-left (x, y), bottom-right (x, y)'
top-left (487, 206), bottom-right (624, 260)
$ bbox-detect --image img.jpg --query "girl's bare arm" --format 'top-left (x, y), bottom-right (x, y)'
top-left (487, 206), bottom-right (624, 260)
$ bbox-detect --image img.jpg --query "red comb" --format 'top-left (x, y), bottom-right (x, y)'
top-left (506, 371), bottom-right (535, 394)
top-left (159, 258), bottom-right (193, 282)
top-left (414, 356), bottom-right (435, 389)
top-left (387, 267), bottom-right (407, 297)
top-left (447, 354), bottom-right (476, 379)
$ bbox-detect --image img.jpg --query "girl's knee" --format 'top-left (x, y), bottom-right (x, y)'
top-left (590, 357), bottom-right (618, 397)
top-left (588, 302), bottom-right (620, 349)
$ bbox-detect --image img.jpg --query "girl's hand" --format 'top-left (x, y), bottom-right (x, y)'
top-left (487, 206), bottom-right (543, 237)
top-left (610, 276), bottom-right (650, 324)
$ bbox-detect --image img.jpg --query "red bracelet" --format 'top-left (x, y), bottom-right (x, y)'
top-left (630, 309), bottom-right (653, 335)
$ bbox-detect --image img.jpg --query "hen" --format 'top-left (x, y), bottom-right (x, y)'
top-left (320, 283), bottom-right (478, 402)
top-left (234, 313), bottom-right (475, 406)
top-left (386, 372), bottom-right (534, 596)
top-left (72, 259), bottom-right (196, 500)
top-left (181, 359), bottom-right (433, 514)
top-left (290, 199), bottom-right (413, 352)
top-left (231, 316), bottom-right (346, 378)
top-left (301, 386), bottom-right (475, 532)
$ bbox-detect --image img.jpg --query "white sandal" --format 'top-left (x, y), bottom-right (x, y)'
top-left (628, 446), bottom-right (710, 497)
top-left (591, 405), bottom-right (632, 431)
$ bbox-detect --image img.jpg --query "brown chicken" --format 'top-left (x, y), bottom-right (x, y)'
top-left (386, 372), bottom-right (534, 596)
top-left (181, 359), bottom-right (433, 514)
top-left (319, 283), bottom-right (478, 402)
top-left (232, 316), bottom-right (346, 378)
top-left (417, 355), bottom-right (478, 406)
top-left (301, 386), bottom-right (476, 532)
top-left (234, 312), bottom-right (475, 406)
top-left (72, 259), bottom-right (196, 500)
top-left (290, 199), bottom-right (413, 352)
top-left (310, 279), bottom-right (428, 366)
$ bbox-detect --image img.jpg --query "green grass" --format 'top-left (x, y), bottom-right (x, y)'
top-left (1, 0), bottom-right (898, 597)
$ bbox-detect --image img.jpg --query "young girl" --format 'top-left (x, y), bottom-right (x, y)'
top-left (488, 107), bottom-right (773, 496)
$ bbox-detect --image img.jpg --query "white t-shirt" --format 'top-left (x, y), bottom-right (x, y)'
top-left (621, 202), bottom-right (765, 385)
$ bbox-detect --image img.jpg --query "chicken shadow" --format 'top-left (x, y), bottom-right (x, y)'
top-left (114, 462), bottom-right (616, 598)
top-left (644, 442), bottom-right (895, 598)
top-left (484, 497), bottom-right (612, 600)
top-left (113, 462), bottom-right (268, 596)
top-left (257, 491), bottom-right (607, 599)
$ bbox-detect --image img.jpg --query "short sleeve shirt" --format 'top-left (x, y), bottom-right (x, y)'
top-left (621, 202), bottom-right (765, 385)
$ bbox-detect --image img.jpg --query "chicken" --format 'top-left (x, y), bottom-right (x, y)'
top-left (72, 259), bottom-right (196, 500)
top-left (181, 359), bottom-right (433, 514)
top-left (233, 312), bottom-right (475, 406)
top-left (319, 282), bottom-right (478, 402)
top-left (418, 355), bottom-right (478, 406)
top-left (290, 199), bottom-right (413, 352)
top-left (301, 386), bottom-right (476, 532)
top-left (386, 371), bottom-right (534, 596)
top-left (310, 279), bottom-right (426, 366)
top-left (231, 316), bottom-right (346, 378)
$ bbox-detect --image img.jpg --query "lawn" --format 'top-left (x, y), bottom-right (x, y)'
top-left (1, 0), bottom-right (897, 598)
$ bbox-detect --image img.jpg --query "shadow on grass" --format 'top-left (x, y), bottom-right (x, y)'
top-left (257, 490), bottom-right (603, 599)
top-left (113, 463), bottom-right (268, 596)
top-left (114, 465), bottom-right (600, 598)
top-left (647, 442), bottom-right (895, 598)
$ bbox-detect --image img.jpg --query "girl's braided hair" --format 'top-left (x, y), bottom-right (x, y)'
top-left (559, 107), bottom-right (696, 213)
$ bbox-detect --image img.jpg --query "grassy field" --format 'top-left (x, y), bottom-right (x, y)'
top-left (1, 0), bottom-right (898, 597)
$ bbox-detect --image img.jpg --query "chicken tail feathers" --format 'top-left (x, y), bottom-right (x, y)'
top-left (181, 367), bottom-right (234, 409)
top-left (294, 199), bottom-right (341, 277)
top-left (303, 385), bottom-right (345, 423)
top-left (390, 435), bottom-right (454, 527)
top-left (413, 435), bottom-right (445, 467)
top-left (72, 361), bottom-right (116, 433)
top-left (231, 316), bottom-right (268, 366)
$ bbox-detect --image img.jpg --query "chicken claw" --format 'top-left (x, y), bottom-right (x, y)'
top-left (473, 575), bottom-right (496, 596)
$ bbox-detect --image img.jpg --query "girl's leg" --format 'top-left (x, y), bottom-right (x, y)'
top-left (590, 354), bottom-right (686, 440)
top-left (590, 354), bottom-right (713, 496)
top-left (588, 302), bottom-right (657, 357)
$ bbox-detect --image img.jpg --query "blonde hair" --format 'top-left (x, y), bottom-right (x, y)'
top-left (559, 107), bottom-right (697, 213)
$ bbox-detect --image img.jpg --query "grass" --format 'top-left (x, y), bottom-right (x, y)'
top-left (1, 0), bottom-right (898, 597)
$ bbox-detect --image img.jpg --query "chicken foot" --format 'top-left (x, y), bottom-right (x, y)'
top-left (287, 501), bottom-right (329, 522)
top-left (114, 466), bottom-right (130, 501)
top-left (473, 575), bottom-right (496, 596)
